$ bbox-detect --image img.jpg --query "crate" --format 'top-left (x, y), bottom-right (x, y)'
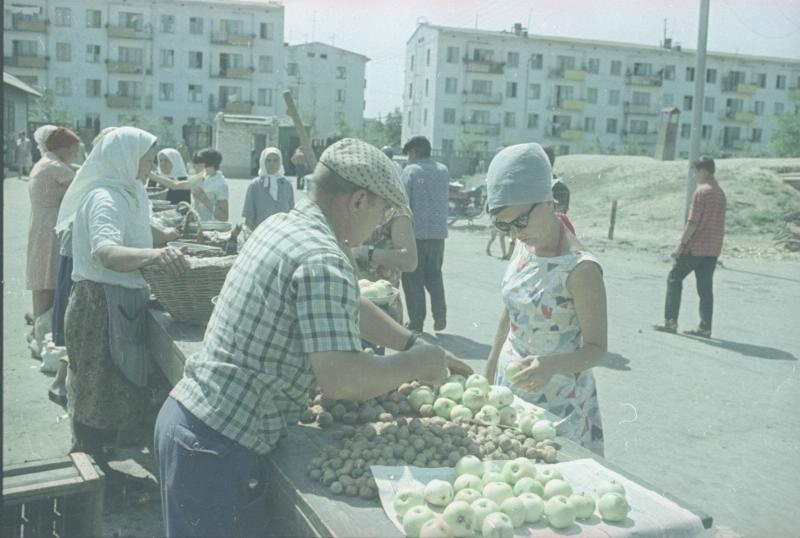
top-left (2, 453), bottom-right (105, 538)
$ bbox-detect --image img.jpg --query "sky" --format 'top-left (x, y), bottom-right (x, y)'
top-left (281, 0), bottom-right (800, 118)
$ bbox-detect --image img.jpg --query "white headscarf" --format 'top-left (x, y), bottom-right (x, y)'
top-left (258, 147), bottom-right (285, 200)
top-left (33, 124), bottom-right (58, 155)
top-left (56, 126), bottom-right (157, 234)
top-left (157, 148), bottom-right (189, 179)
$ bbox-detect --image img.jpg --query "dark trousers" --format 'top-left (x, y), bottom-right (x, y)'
top-left (154, 397), bottom-right (271, 538)
top-left (664, 254), bottom-right (718, 330)
top-left (402, 239), bottom-right (446, 331)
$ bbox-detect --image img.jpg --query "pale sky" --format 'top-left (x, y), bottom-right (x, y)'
top-left (281, 0), bottom-right (800, 118)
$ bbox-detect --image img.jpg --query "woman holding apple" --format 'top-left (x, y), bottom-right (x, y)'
top-left (483, 143), bottom-right (607, 455)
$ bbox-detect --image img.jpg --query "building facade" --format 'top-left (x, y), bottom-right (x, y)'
top-left (286, 42), bottom-right (368, 143)
top-left (403, 23), bottom-right (800, 157)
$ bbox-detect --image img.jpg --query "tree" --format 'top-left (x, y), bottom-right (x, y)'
top-left (383, 108), bottom-right (402, 148)
top-left (771, 113), bottom-right (800, 157)
top-left (145, 117), bottom-right (178, 148)
top-left (32, 89), bottom-right (74, 126)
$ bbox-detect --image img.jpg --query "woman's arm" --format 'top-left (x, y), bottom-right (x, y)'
top-left (352, 215), bottom-right (418, 272)
top-left (149, 171), bottom-right (204, 190)
top-left (484, 307), bottom-right (510, 382)
top-left (94, 245), bottom-right (188, 275)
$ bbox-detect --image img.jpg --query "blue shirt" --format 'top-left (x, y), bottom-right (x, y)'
top-left (402, 158), bottom-right (450, 240)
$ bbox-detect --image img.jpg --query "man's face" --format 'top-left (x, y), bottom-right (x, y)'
top-left (349, 192), bottom-right (389, 245)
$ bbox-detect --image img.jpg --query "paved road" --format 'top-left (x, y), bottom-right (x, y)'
top-left (4, 176), bottom-right (798, 537)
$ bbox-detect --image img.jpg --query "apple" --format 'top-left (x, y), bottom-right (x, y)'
top-left (517, 492), bottom-right (545, 523)
top-left (504, 360), bottom-right (526, 381)
top-left (454, 487), bottom-right (482, 505)
top-left (450, 405), bottom-right (473, 423)
top-left (517, 412), bottom-right (538, 435)
top-left (439, 382), bottom-right (464, 402)
top-left (454, 455), bottom-right (484, 478)
top-left (403, 505), bottom-right (436, 538)
top-left (536, 467), bottom-right (563, 486)
top-left (570, 492), bottom-right (596, 520)
top-left (513, 476), bottom-right (544, 497)
top-left (424, 479), bottom-right (454, 507)
top-left (454, 474), bottom-right (483, 493)
top-left (499, 496), bottom-right (526, 528)
top-left (595, 479), bottom-right (626, 499)
top-left (461, 387), bottom-right (487, 412)
top-left (544, 478), bottom-right (573, 500)
top-left (488, 386), bottom-right (515, 408)
top-left (419, 517), bottom-right (452, 538)
top-left (465, 374), bottom-right (491, 396)
top-left (544, 495), bottom-right (576, 529)
top-left (470, 497), bottom-right (500, 529)
top-left (531, 420), bottom-right (556, 441)
top-left (394, 486), bottom-right (425, 518)
top-left (447, 373), bottom-right (467, 387)
top-left (481, 471), bottom-right (505, 487)
top-left (481, 512), bottom-right (514, 538)
top-left (433, 397), bottom-right (457, 419)
top-left (408, 387), bottom-right (435, 410)
top-left (482, 482), bottom-right (514, 505)
top-left (475, 405), bottom-right (500, 425)
top-left (501, 457), bottom-right (536, 485)
top-left (498, 405), bottom-right (517, 426)
top-left (442, 500), bottom-right (476, 537)
top-left (598, 492), bottom-right (630, 522)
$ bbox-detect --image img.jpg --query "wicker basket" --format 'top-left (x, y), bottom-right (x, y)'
top-left (147, 188), bottom-right (168, 200)
top-left (143, 255), bottom-right (236, 325)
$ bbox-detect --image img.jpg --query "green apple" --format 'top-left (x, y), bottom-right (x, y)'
top-left (517, 412), bottom-right (538, 435)
top-left (481, 512), bottom-right (514, 538)
top-left (450, 405), bottom-right (473, 423)
top-left (481, 471), bottom-right (505, 487)
top-left (531, 420), bottom-right (556, 441)
top-left (595, 479), bottom-right (626, 499)
top-left (408, 387), bottom-right (435, 410)
top-left (488, 386), bottom-right (515, 408)
top-left (446, 373), bottom-right (467, 387)
top-left (482, 481), bottom-right (514, 505)
top-left (536, 467), bottom-right (563, 486)
top-left (433, 397), bottom-right (457, 419)
top-left (570, 492), bottom-right (596, 520)
top-left (465, 374), bottom-right (491, 396)
top-left (453, 475), bottom-right (483, 493)
top-left (598, 492), bottom-right (630, 522)
top-left (403, 505), bottom-right (436, 538)
top-left (470, 497), bottom-right (500, 529)
top-left (424, 479), bottom-right (454, 507)
top-left (394, 486), bottom-right (425, 518)
top-left (439, 382), bottom-right (464, 402)
top-left (454, 487), bottom-right (482, 505)
top-left (419, 517), bottom-right (452, 538)
top-left (544, 495), bottom-right (576, 529)
top-left (518, 492), bottom-right (545, 523)
top-left (475, 405), bottom-right (500, 425)
top-left (501, 457), bottom-right (536, 485)
top-left (504, 360), bottom-right (526, 381)
top-left (454, 455), bottom-right (484, 478)
top-left (442, 500), bottom-right (476, 538)
top-left (513, 476), bottom-right (544, 497)
top-left (498, 405), bottom-right (517, 426)
top-left (499, 496), bottom-right (526, 528)
top-left (543, 478), bottom-right (573, 500)
top-left (461, 387), bottom-right (487, 412)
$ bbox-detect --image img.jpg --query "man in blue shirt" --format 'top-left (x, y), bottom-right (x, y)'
top-left (400, 136), bottom-right (450, 333)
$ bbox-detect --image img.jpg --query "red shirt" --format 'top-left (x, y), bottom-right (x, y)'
top-left (687, 179), bottom-right (726, 257)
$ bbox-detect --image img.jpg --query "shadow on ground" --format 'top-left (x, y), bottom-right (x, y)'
top-left (680, 334), bottom-right (797, 361)
top-left (431, 333), bottom-right (491, 360)
top-left (599, 352), bottom-right (632, 371)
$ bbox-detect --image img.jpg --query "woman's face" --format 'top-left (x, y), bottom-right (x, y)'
top-left (494, 202), bottom-right (553, 245)
top-left (265, 153), bottom-right (281, 174)
top-left (138, 145), bottom-right (158, 182)
top-left (159, 154), bottom-right (173, 175)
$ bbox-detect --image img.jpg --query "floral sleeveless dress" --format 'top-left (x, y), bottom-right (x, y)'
top-left (495, 243), bottom-right (605, 455)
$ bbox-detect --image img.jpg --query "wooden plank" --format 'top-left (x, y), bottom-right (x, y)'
top-left (3, 457), bottom-right (72, 478)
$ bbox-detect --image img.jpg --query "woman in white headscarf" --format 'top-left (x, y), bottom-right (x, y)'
top-left (241, 147), bottom-right (294, 230)
top-left (57, 126), bottom-right (188, 478)
top-left (155, 148), bottom-right (191, 205)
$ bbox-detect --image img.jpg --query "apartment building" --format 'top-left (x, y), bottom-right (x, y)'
top-left (403, 23), bottom-right (800, 157)
top-left (287, 42), bottom-right (368, 142)
top-left (3, 0), bottom-right (286, 144)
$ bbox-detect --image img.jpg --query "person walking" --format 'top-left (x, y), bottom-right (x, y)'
top-left (16, 131), bottom-right (33, 177)
top-left (654, 156), bottom-right (726, 338)
top-left (242, 147), bottom-right (294, 230)
top-left (400, 136), bottom-right (450, 333)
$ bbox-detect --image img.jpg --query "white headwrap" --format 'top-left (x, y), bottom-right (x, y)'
top-left (258, 147), bottom-right (285, 200)
top-left (33, 124), bottom-right (58, 155)
top-left (157, 148), bottom-right (189, 179)
top-left (55, 126), bottom-right (157, 234)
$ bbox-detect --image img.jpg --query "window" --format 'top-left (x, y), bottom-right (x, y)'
top-left (85, 79), bottom-right (101, 98)
top-left (725, 98), bottom-right (744, 114)
top-left (584, 117), bottom-right (596, 133)
top-left (84, 113), bottom-right (100, 130)
top-left (587, 88), bottom-right (598, 104)
top-left (14, 40), bottom-right (39, 57)
top-left (704, 96), bottom-right (715, 113)
top-left (443, 108), bottom-right (456, 124)
top-left (663, 93), bottom-right (674, 107)
top-left (610, 60), bottom-right (622, 75)
top-left (54, 7), bottom-right (71, 27)
top-left (119, 12), bottom-right (143, 30)
top-left (423, 108), bottom-right (428, 126)
top-left (632, 91), bottom-right (650, 106)
top-left (86, 9), bottom-right (101, 28)
top-left (754, 101), bottom-right (765, 115)
top-left (630, 120), bottom-right (648, 134)
top-left (528, 83), bottom-right (541, 99)
top-left (56, 43), bottom-right (71, 62)
top-left (86, 45), bottom-right (100, 63)
top-left (161, 15), bottom-right (175, 33)
top-left (425, 79), bottom-right (429, 96)
top-left (119, 46), bottom-right (143, 65)
top-left (287, 63), bottom-right (299, 76)
top-left (220, 19), bottom-right (244, 35)
top-left (606, 118), bottom-right (617, 134)
top-left (473, 48), bottom-right (495, 62)
top-left (530, 54), bottom-right (543, 69)
top-left (683, 95), bottom-right (693, 111)
top-left (756, 73), bottom-right (767, 88)
top-left (685, 67), bottom-right (695, 82)
top-left (336, 89), bottom-right (345, 102)
top-left (160, 49), bottom-right (174, 68)
top-left (446, 47), bottom-right (459, 63)
top-left (471, 79), bottom-right (492, 95)
top-left (189, 17), bottom-right (203, 34)
top-left (410, 55), bottom-right (414, 71)
top-left (259, 56), bottom-right (273, 73)
top-left (159, 83), bottom-right (174, 101)
top-left (632, 62), bottom-right (652, 76)
top-left (506, 82), bottom-right (517, 98)
top-left (55, 77), bottom-right (71, 96)
top-left (117, 80), bottom-right (141, 97)
top-left (189, 51), bottom-right (203, 69)
top-left (163, 116), bottom-right (173, 125)
top-left (680, 123), bottom-right (691, 138)
top-left (587, 58), bottom-right (600, 74)
top-left (504, 112), bottom-right (516, 128)
top-left (258, 88), bottom-right (273, 106)
top-left (776, 75), bottom-right (786, 89)
top-left (527, 113), bottom-right (539, 129)
top-left (775, 102), bottom-right (785, 114)
top-left (445, 77), bottom-right (458, 94)
top-left (442, 139), bottom-right (455, 154)
top-left (751, 128), bottom-right (762, 142)
top-left (663, 65), bottom-right (675, 80)
top-left (507, 52), bottom-right (519, 68)
top-left (188, 84), bottom-right (203, 102)
top-left (260, 22), bottom-right (274, 40)
top-left (702, 125), bottom-right (713, 140)
top-left (407, 111), bottom-right (412, 126)
top-left (336, 66), bottom-right (346, 79)
top-left (706, 68), bottom-right (716, 84)
top-left (426, 48), bottom-right (431, 66)
top-left (608, 89), bottom-right (620, 106)
top-left (470, 110), bottom-right (491, 124)
top-left (408, 83), bottom-right (413, 99)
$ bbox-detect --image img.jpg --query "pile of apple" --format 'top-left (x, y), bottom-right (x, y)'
top-left (396, 455), bottom-right (632, 537)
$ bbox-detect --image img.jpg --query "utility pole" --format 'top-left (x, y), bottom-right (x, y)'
top-left (685, 0), bottom-right (710, 221)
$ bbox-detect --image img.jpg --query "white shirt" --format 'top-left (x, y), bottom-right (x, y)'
top-left (193, 171), bottom-right (229, 221)
top-left (72, 187), bottom-right (153, 289)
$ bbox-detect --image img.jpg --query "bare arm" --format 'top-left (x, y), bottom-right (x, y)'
top-left (352, 215), bottom-right (418, 272)
top-left (484, 307), bottom-right (510, 382)
top-left (149, 171), bottom-right (204, 190)
top-left (214, 200), bottom-right (229, 221)
top-left (94, 245), bottom-right (187, 276)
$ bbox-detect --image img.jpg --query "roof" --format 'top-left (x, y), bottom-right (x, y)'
top-left (3, 72), bottom-right (42, 97)
top-left (288, 41), bottom-right (370, 62)
top-left (412, 23), bottom-right (800, 66)
top-left (177, 0), bottom-right (283, 10)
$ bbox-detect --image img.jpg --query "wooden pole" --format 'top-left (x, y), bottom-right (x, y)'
top-left (608, 200), bottom-right (618, 240)
top-left (282, 90), bottom-right (317, 170)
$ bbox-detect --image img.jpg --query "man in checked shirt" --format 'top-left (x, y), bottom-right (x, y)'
top-left (655, 156), bottom-right (727, 338)
top-left (153, 138), bottom-right (472, 537)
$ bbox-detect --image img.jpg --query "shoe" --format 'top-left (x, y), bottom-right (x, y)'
top-left (48, 387), bottom-right (68, 408)
top-left (684, 328), bottom-right (711, 338)
top-left (434, 319), bottom-right (447, 332)
top-left (653, 321), bottom-right (678, 334)
top-left (405, 322), bottom-right (423, 335)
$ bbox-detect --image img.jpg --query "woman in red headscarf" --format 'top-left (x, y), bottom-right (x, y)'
top-left (26, 127), bottom-right (82, 338)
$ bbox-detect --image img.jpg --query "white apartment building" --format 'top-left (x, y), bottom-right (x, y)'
top-left (403, 23), bottom-right (800, 157)
top-left (3, 0), bottom-right (286, 145)
top-left (286, 42), bottom-right (368, 142)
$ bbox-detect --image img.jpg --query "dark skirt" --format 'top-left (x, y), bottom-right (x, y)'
top-left (51, 255), bottom-right (73, 346)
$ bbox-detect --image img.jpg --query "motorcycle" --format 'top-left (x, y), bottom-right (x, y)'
top-left (448, 181), bottom-right (487, 225)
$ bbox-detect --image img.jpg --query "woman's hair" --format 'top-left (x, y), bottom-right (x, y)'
top-left (192, 148), bottom-right (223, 169)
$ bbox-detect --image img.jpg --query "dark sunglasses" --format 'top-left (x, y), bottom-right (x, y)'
top-left (492, 203), bottom-right (538, 233)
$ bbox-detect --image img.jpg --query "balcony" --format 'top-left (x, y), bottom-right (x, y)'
top-left (463, 56), bottom-right (505, 75)
top-left (107, 25), bottom-right (152, 40)
top-left (623, 102), bottom-right (657, 115)
top-left (210, 32), bottom-right (255, 46)
top-left (462, 122), bottom-right (501, 135)
top-left (722, 139), bottom-right (745, 150)
top-left (210, 100), bottom-right (254, 114)
top-left (625, 72), bottom-right (663, 87)
top-left (463, 92), bottom-right (503, 105)
top-left (106, 61), bottom-right (148, 74)
top-left (548, 68), bottom-right (587, 81)
top-left (210, 67), bottom-right (254, 80)
top-left (720, 110), bottom-right (755, 123)
top-left (623, 132), bottom-right (658, 145)
top-left (10, 18), bottom-right (48, 32)
top-left (106, 95), bottom-right (152, 109)
top-left (3, 55), bottom-right (48, 68)
top-left (546, 126), bottom-right (584, 141)
top-left (721, 78), bottom-right (758, 94)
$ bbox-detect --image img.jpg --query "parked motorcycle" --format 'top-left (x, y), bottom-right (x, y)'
top-left (448, 181), bottom-right (487, 225)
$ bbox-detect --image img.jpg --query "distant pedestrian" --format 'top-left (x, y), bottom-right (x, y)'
top-left (485, 227), bottom-right (514, 259)
top-left (400, 136), bottom-right (450, 333)
top-left (291, 146), bottom-right (308, 189)
top-left (655, 156), bottom-right (726, 338)
top-left (242, 147), bottom-right (294, 230)
top-left (16, 131), bottom-right (33, 176)
top-left (543, 146), bottom-right (576, 235)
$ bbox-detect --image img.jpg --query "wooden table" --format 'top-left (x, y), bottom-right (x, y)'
top-left (146, 309), bottom-right (713, 536)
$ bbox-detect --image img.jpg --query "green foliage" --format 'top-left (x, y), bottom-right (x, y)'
top-left (771, 113), bottom-right (800, 157)
top-left (332, 115), bottom-right (354, 140)
top-left (383, 108), bottom-right (402, 148)
top-left (32, 89), bottom-right (74, 126)
top-left (145, 117), bottom-right (178, 148)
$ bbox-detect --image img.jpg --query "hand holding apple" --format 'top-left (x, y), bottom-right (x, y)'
top-left (508, 355), bottom-right (555, 393)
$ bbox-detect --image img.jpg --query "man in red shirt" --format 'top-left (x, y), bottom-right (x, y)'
top-left (655, 156), bottom-right (726, 338)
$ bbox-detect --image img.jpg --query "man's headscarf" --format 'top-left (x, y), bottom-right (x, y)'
top-left (158, 148), bottom-right (189, 179)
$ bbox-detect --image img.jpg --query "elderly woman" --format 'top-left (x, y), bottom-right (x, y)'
top-left (55, 126), bottom-right (188, 476)
top-left (242, 147), bottom-right (294, 230)
top-left (148, 148), bottom-right (228, 221)
top-left (483, 143), bottom-right (608, 455)
top-left (155, 148), bottom-right (191, 205)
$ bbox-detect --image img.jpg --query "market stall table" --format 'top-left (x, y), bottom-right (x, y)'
top-left (146, 308), bottom-right (713, 537)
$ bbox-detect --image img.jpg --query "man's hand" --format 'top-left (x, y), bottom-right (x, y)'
top-left (161, 227), bottom-right (180, 242)
top-left (509, 355), bottom-right (554, 393)
top-left (444, 349), bottom-right (473, 377)
top-left (671, 244), bottom-right (686, 259)
top-left (152, 247), bottom-right (189, 276)
top-left (409, 344), bottom-right (448, 386)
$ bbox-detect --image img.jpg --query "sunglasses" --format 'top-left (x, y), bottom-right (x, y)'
top-left (492, 203), bottom-right (538, 233)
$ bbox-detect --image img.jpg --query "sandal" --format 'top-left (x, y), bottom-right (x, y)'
top-left (684, 328), bottom-right (711, 338)
top-left (653, 321), bottom-right (678, 334)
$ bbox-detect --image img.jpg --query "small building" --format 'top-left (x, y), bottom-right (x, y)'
top-left (214, 113), bottom-right (280, 178)
top-left (3, 72), bottom-right (42, 170)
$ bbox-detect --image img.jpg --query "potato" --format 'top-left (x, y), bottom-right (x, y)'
top-left (345, 485), bottom-right (359, 497)
top-left (342, 412), bottom-right (359, 425)
top-left (317, 412), bottom-right (334, 427)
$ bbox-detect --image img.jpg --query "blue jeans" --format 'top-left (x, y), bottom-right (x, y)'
top-left (154, 397), bottom-right (271, 538)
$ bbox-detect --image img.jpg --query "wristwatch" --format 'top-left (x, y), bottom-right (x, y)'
top-left (367, 245), bottom-right (376, 262)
